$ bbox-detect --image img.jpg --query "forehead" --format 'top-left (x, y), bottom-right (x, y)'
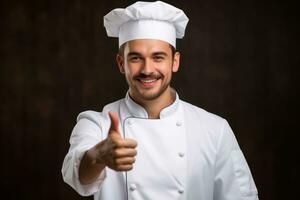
top-left (124, 39), bottom-right (172, 54)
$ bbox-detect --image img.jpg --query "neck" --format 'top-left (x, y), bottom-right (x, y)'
top-left (130, 87), bottom-right (176, 119)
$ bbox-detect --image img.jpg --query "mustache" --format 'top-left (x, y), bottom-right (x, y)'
top-left (133, 73), bottom-right (162, 80)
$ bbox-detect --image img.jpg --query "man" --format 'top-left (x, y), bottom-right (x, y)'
top-left (62, 1), bottom-right (259, 200)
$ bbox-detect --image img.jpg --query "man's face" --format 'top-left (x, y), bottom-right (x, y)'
top-left (117, 39), bottom-right (180, 102)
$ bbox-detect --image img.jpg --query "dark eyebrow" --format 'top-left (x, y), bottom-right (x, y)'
top-left (127, 52), bottom-right (142, 57)
top-left (152, 52), bottom-right (168, 56)
top-left (127, 51), bottom-right (168, 57)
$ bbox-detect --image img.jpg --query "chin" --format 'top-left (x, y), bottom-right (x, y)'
top-left (139, 93), bottom-right (161, 101)
top-left (130, 82), bottom-right (170, 101)
top-left (137, 87), bottom-right (169, 101)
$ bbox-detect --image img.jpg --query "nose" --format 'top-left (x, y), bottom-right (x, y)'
top-left (141, 58), bottom-right (154, 75)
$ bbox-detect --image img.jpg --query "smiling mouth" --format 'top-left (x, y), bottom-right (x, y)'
top-left (139, 79), bottom-right (157, 83)
top-left (134, 74), bottom-right (162, 87)
top-left (136, 77), bottom-right (160, 88)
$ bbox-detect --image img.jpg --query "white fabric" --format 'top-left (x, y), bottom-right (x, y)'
top-left (62, 92), bottom-right (259, 200)
top-left (119, 20), bottom-right (176, 49)
top-left (103, 1), bottom-right (189, 47)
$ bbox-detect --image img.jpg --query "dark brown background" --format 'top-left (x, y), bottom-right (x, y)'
top-left (0, 0), bottom-right (299, 199)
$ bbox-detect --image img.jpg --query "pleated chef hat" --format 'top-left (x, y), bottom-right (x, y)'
top-left (103, 1), bottom-right (189, 48)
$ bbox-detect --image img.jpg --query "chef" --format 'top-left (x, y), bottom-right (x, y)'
top-left (61, 1), bottom-right (259, 200)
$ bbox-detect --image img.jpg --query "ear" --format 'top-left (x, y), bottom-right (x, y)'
top-left (172, 52), bottom-right (180, 72)
top-left (116, 54), bottom-right (125, 74)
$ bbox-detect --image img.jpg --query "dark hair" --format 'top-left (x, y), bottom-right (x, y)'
top-left (118, 42), bottom-right (177, 57)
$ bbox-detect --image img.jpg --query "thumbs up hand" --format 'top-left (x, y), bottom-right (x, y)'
top-left (92, 112), bottom-right (137, 171)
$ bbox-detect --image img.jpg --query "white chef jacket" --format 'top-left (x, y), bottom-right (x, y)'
top-left (62, 92), bottom-right (258, 200)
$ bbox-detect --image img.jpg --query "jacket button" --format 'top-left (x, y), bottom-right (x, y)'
top-left (178, 187), bottom-right (184, 194)
top-left (129, 183), bottom-right (137, 191)
top-left (176, 121), bottom-right (182, 126)
top-left (127, 120), bottom-right (133, 126)
top-left (178, 152), bottom-right (185, 157)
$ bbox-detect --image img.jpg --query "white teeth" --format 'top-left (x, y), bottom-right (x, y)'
top-left (141, 79), bottom-right (156, 83)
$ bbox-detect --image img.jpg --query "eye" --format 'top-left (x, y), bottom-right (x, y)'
top-left (129, 56), bottom-right (141, 62)
top-left (153, 56), bottom-right (164, 62)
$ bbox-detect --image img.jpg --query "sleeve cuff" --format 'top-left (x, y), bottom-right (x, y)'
top-left (62, 147), bottom-right (106, 196)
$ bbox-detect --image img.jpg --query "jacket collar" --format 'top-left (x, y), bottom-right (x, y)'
top-left (124, 90), bottom-right (180, 119)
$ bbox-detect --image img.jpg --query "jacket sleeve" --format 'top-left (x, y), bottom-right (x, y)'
top-left (61, 111), bottom-right (107, 196)
top-left (213, 120), bottom-right (259, 200)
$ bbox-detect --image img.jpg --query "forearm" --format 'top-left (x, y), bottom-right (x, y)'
top-left (79, 147), bottom-right (106, 185)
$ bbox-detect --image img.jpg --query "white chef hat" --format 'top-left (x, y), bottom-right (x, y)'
top-left (103, 1), bottom-right (189, 48)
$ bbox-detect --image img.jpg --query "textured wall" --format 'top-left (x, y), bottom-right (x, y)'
top-left (0, 0), bottom-right (298, 199)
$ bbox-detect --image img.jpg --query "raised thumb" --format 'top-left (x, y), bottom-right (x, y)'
top-left (108, 111), bottom-right (120, 134)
